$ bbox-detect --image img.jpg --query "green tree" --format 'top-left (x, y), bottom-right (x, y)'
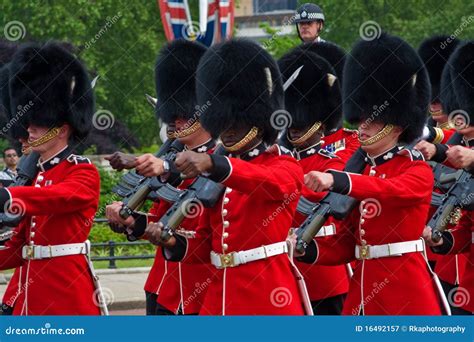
top-left (1, 0), bottom-right (166, 149)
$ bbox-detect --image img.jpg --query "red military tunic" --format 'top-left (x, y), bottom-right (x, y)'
top-left (0, 148), bottom-right (100, 315)
top-left (322, 128), bottom-right (360, 163)
top-left (142, 140), bottom-right (217, 314)
top-left (432, 206), bottom-right (474, 312)
top-left (438, 212), bottom-right (473, 313)
top-left (165, 144), bottom-right (306, 315)
top-left (292, 143), bottom-right (350, 303)
top-left (304, 146), bottom-right (443, 315)
top-left (428, 139), bottom-right (473, 285)
top-left (143, 202), bottom-right (216, 314)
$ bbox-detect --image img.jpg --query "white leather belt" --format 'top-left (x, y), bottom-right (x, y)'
top-left (355, 239), bottom-right (424, 260)
top-left (471, 232), bottom-right (474, 244)
top-left (315, 224), bottom-right (336, 237)
top-left (22, 242), bottom-right (90, 260)
top-left (210, 241), bottom-right (288, 269)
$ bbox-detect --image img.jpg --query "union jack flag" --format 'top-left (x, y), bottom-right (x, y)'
top-left (158, 0), bottom-right (234, 46)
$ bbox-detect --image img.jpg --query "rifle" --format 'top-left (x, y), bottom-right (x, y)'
top-left (429, 168), bottom-right (474, 242)
top-left (295, 148), bottom-right (367, 254)
top-left (113, 139), bottom-right (185, 219)
top-left (158, 145), bottom-right (228, 242)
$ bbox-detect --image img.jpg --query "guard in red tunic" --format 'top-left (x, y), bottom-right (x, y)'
top-left (296, 33), bottom-right (445, 315)
top-left (414, 36), bottom-right (467, 309)
top-left (106, 40), bottom-right (216, 315)
top-left (294, 41), bottom-right (359, 162)
top-left (0, 42), bottom-right (102, 315)
top-left (425, 210), bottom-right (473, 314)
top-left (416, 36), bottom-right (460, 149)
top-left (278, 47), bottom-right (350, 314)
top-left (146, 39), bottom-right (310, 315)
top-left (423, 40), bottom-right (474, 315)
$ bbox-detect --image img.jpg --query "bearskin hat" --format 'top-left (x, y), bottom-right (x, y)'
top-left (155, 39), bottom-right (207, 124)
top-left (439, 63), bottom-right (459, 115)
top-left (295, 41), bottom-right (346, 82)
top-left (343, 33), bottom-right (431, 144)
top-left (196, 39), bottom-right (284, 144)
top-left (450, 41), bottom-right (474, 126)
top-left (278, 47), bottom-right (341, 131)
top-left (0, 65), bottom-right (29, 140)
top-left (9, 42), bottom-right (95, 141)
top-left (418, 35), bottom-right (460, 103)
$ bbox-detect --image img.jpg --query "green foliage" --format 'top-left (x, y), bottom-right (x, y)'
top-left (2, 0), bottom-right (165, 147)
top-left (89, 223), bottom-right (155, 258)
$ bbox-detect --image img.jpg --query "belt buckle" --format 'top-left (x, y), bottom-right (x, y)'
top-left (359, 245), bottom-right (370, 260)
top-left (24, 245), bottom-right (35, 260)
top-left (219, 252), bottom-right (236, 268)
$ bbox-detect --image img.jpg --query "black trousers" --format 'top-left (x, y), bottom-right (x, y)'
top-left (0, 303), bottom-right (13, 315)
top-left (311, 293), bottom-right (346, 315)
top-left (440, 280), bottom-right (471, 315)
top-left (145, 291), bottom-right (197, 316)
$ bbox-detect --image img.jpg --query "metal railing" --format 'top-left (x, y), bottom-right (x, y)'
top-left (91, 218), bottom-right (155, 269)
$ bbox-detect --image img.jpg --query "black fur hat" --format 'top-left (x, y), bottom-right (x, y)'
top-left (0, 40), bottom-right (18, 68)
top-left (278, 48), bottom-right (341, 131)
top-left (196, 39), bottom-right (284, 144)
top-left (450, 41), bottom-right (474, 126)
top-left (9, 42), bottom-right (94, 141)
top-left (1, 65), bottom-right (29, 140)
top-left (155, 39), bottom-right (207, 124)
top-left (439, 63), bottom-right (459, 115)
top-left (294, 41), bottom-right (346, 82)
top-left (418, 35), bottom-right (460, 103)
top-left (343, 33), bottom-right (431, 144)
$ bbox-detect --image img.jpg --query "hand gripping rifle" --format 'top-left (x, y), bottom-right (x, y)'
top-left (114, 139), bottom-right (185, 220)
top-left (157, 145), bottom-right (228, 242)
top-left (295, 148), bottom-right (367, 254)
top-left (429, 167), bottom-right (474, 243)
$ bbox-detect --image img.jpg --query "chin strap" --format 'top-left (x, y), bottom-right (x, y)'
top-left (169, 121), bottom-right (202, 139)
top-left (287, 121), bottom-right (322, 146)
top-left (359, 124), bottom-right (394, 146)
top-left (27, 127), bottom-right (61, 148)
top-left (223, 127), bottom-right (259, 152)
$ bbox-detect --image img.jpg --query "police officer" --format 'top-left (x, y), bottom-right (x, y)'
top-left (295, 3), bottom-right (326, 43)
